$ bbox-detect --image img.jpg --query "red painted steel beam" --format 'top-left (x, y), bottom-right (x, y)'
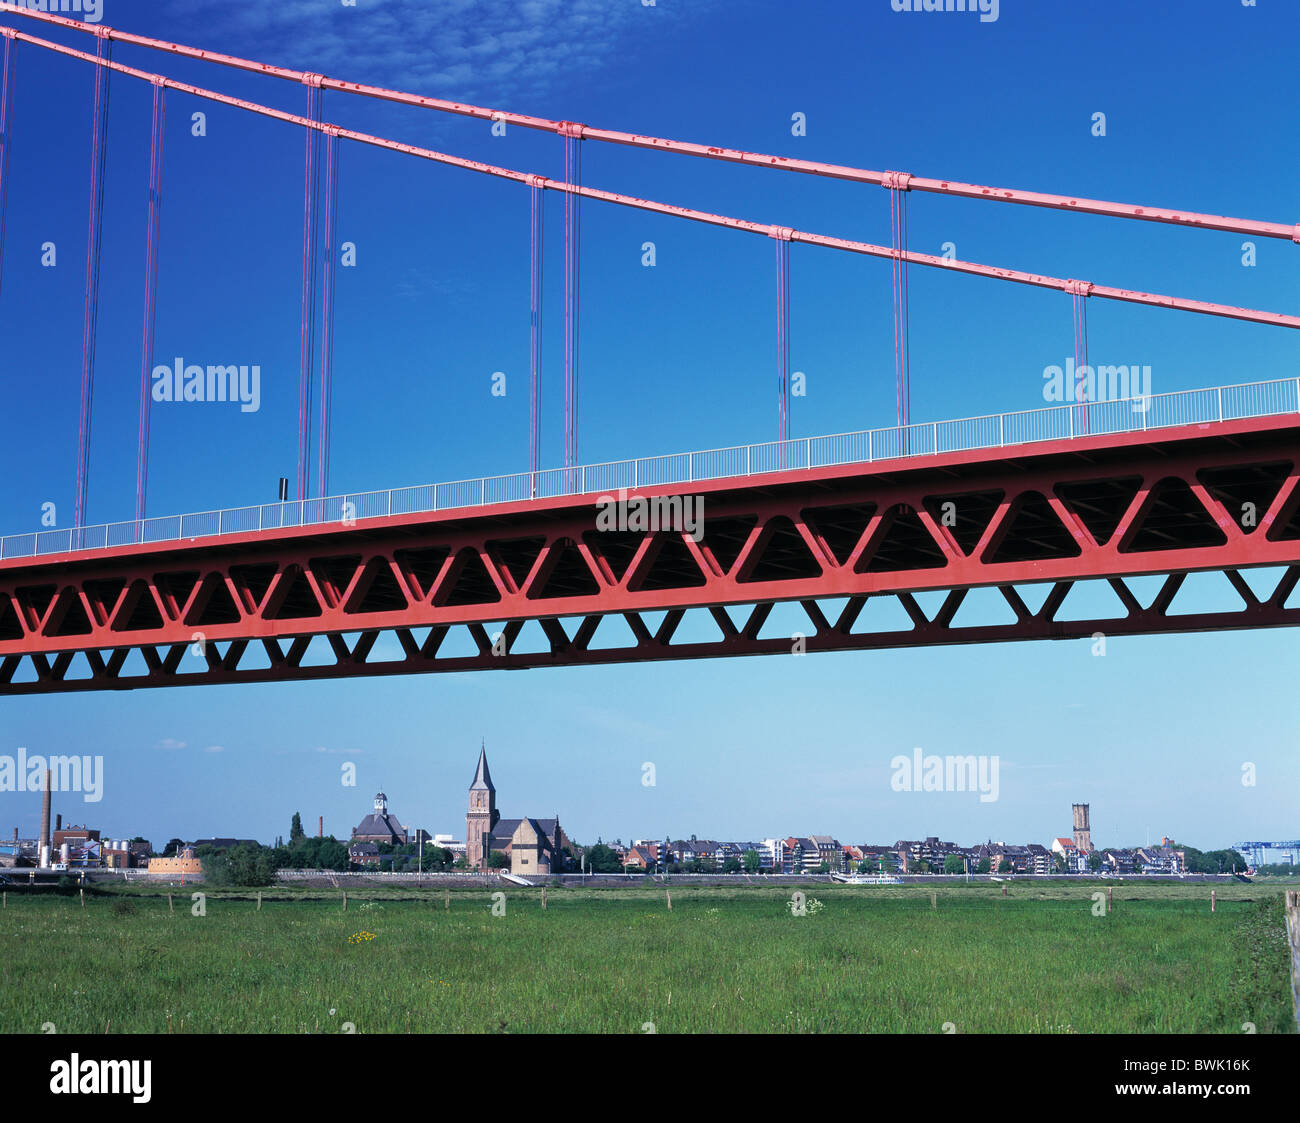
top-left (0, 417), bottom-right (1296, 694)
top-left (2, 2), bottom-right (1295, 243)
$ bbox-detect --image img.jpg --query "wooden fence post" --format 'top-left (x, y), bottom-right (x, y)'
top-left (1211, 889), bottom-right (1216, 913)
top-left (257, 891), bottom-right (262, 911)
top-left (444, 889), bottom-right (450, 911)
top-left (541, 887), bottom-right (547, 910)
top-left (1286, 891), bottom-right (1299, 1031)
top-left (666, 889), bottom-right (673, 911)
top-left (1107, 886), bottom-right (1113, 911)
top-left (342, 892), bottom-right (347, 911)
top-left (168, 893), bottom-right (174, 914)
top-left (931, 891), bottom-right (937, 910)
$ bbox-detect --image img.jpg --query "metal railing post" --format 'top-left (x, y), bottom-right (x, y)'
top-left (999, 414), bottom-right (1004, 446)
top-left (806, 437), bottom-right (811, 468)
top-left (481, 478), bottom-right (485, 505)
top-left (1217, 386), bottom-right (1223, 422)
top-left (689, 453), bottom-right (694, 482)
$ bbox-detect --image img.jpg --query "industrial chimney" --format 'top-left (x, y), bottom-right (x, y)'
top-left (39, 769), bottom-right (52, 857)
top-left (55, 813), bottom-right (62, 832)
top-left (318, 815), bottom-right (323, 838)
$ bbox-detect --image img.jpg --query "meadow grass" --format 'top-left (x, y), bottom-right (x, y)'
top-left (0, 883), bottom-right (1292, 1034)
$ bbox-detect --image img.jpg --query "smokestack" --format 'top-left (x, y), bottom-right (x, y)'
top-left (39, 769), bottom-right (51, 855)
top-left (278, 477), bottom-right (289, 502)
top-left (318, 815), bottom-right (323, 838)
top-left (56, 813), bottom-right (62, 832)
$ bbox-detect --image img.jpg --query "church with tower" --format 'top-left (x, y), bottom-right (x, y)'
top-left (466, 743), bottom-right (572, 875)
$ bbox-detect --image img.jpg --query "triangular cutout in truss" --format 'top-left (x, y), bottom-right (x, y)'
top-left (1163, 570), bottom-right (1251, 617)
top-left (1197, 462), bottom-right (1292, 536)
top-left (739, 517), bottom-right (822, 583)
top-left (394, 546), bottom-right (451, 601)
top-left (663, 608), bottom-right (728, 646)
top-left (1006, 582), bottom-right (1054, 616)
top-left (46, 587), bottom-right (93, 637)
top-left (186, 574), bottom-right (242, 627)
top-left (1122, 477), bottom-right (1226, 552)
top-left (229, 564), bottom-right (278, 613)
top-left (583, 531), bottom-right (642, 584)
top-left (1234, 565), bottom-right (1289, 604)
top-left (501, 619), bottom-right (555, 655)
top-left (585, 613), bottom-right (641, 651)
top-left (1052, 579), bottom-right (1133, 622)
top-left (151, 570), bottom-right (199, 621)
top-left (310, 556), bottom-right (363, 607)
top-left (347, 558), bottom-right (408, 614)
top-left (265, 566), bottom-right (323, 620)
top-left (82, 578), bottom-right (127, 626)
top-left (438, 549), bottom-right (502, 606)
top-left (489, 537), bottom-right (546, 590)
top-left (947, 586), bottom-right (1021, 629)
top-left (858, 507), bottom-right (947, 573)
top-left (755, 601), bottom-right (819, 641)
top-left (698, 517), bottom-right (758, 574)
top-left (1054, 476), bottom-right (1142, 547)
top-left (15, 584), bottom-right (56, 630)
top-left (113, 581), bottom-right (164, 632)
top-left (801, 504), bottom-right (876, 567)
top-left (533, 539), bottom-right (600, 600)
top-left (987, 492), bottom-right (1081, 564)
top-left (922, 491), bottom-right (1004, 556)
top-left (433, 624), bottom-right (485, 659)
top-left (631, 535), bottom-right (707, 592)
top-left (847, 595), bottom-right (916, 633)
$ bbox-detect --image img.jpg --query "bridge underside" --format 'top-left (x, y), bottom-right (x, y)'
top-left (0, 417), bottom-right (1297, 694)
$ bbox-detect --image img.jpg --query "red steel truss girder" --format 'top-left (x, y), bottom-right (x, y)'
top-left (0, 417), bottom-right (1297, 693)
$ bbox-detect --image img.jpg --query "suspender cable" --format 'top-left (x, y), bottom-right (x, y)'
top-left (528, 179), bottom-right (544, 493)
top-left (772, 229), bottom-right (792, 457)
top-left (135, 79), bottom-right (166, 524)
top-left (562, 125), bottom-right (582, 472)
top-left (885, 172), bottom-right (912, 430)
top-left (297, 76), bottom-right (324, 501)
top-left (0, 31), bottom-right (16, 301)
top-left (316, 127), bottom-right (339, 502)
top-left (1069, 280), bottom-right (1092, 435)
top-left (74, 29), bottom-right (112, 533)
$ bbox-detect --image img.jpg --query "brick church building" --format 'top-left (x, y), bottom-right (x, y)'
top-left (465, 744), bottom-right (571, 875)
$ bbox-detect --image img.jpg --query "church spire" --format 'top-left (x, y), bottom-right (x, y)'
top-left (470, 741), bottom-right (494, 792)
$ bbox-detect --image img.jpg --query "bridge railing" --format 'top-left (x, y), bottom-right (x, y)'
top-left (2, 377), bottom-right (1296, 561)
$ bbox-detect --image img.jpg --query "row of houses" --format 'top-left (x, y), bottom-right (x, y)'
top-left (614, 836), bottom-right (1186, 875)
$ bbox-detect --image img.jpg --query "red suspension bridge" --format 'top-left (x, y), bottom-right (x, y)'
top-left (0, 3), bottom-right (1296, 695)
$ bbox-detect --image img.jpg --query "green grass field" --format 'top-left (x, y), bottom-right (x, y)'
top-left (0, 882), bottom-right (1294, 1033)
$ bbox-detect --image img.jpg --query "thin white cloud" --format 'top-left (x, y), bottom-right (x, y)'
top-left (155, 738), bottom-right (187, 751)
top-left (157, 0), bottom-right (707, 103)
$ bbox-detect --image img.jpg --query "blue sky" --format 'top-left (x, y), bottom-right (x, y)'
top-left (0, 0), bottom-right (1296, 853)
